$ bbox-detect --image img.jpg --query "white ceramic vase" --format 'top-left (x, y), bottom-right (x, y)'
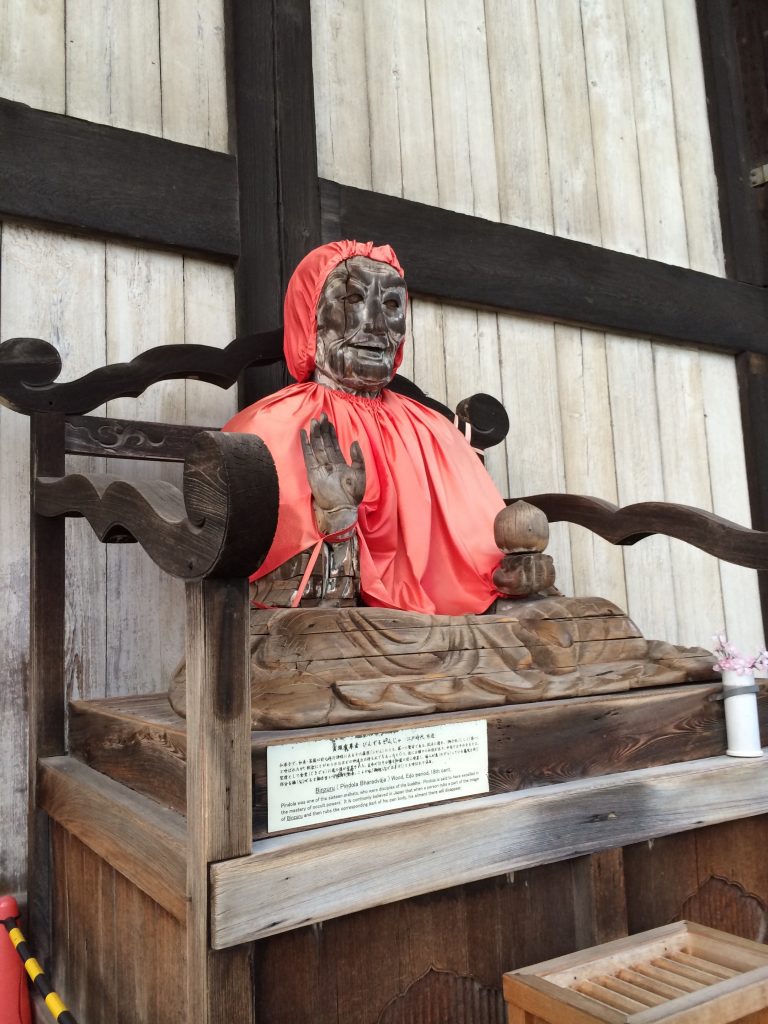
top-left (721, 670), bottom-right (763, 758)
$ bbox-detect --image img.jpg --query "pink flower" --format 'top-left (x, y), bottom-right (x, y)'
top-left (712, 632), bottom-right (768, 675)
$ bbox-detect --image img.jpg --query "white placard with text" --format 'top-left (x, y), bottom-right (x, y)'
top-left (267, 719), bottom-right (489, 832)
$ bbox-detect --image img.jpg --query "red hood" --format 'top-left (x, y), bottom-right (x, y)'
top-left (283, 239), bottom-right (406, 382)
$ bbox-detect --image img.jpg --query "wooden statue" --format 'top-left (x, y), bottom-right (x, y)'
top-left (169, 240), bottom-right (715, 727)
top-left (225, 241), bottom-right (552, 612)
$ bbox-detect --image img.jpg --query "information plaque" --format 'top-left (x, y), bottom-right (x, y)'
top-left (267, 719), bottom-right (489, 832)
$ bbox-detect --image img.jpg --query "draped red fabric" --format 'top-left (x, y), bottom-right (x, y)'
top-left (223, 241), bottom-right (505, 615)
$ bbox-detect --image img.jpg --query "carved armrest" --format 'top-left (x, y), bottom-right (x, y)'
top-left (35, 431), bottom-right (278, 579)
top-left (520, 493), bottom-right (768, 571)
top-left (0, 333), bottom-right (282, 415)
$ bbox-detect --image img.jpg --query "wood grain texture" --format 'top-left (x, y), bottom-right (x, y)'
top-left (169, 599), bottom-right (716, 728)
top-left (443, 307), bottom-right (509, 495)
top-left (35, 428), bottom-right (278, 580)
top-left (0, 331), bottom-right (282, 416)
top-left (485, 0), bottom-right (551, 234)
top-left (554, 325), bottom-right (626, 610)
top-left (520, 494), bottom-right (768, 571)
top-left (39, 756), bottom-right (186, 921)
top-left (425, 0), bottom-right (499, 221)
top-left (65, 415), bottom-right (215, 462)
top-left (233, 0), bottom-right (321, 402)
top-left (0, 226), bottom-right (109, 907)
top-left (571, 849), bottom-right (629, 949)
top-left (50, 822), bottom-right (185, 1024)
top-left (696, 0), bottom-right (766, 285)
top-left (72, 679), bottom-right (765, 836)
top-left (28, 413), bottom-right (65, 968)
top-left (311, 0), bottom-right (371, 191)
top-left (250, 861), bottom-right (583, 1022)
top-left (65, 0), bottom-right (162, 137)
top-left (159, 0), bottom-right (229, 151)
top-left (0, 98), bottom-right (239, 255)
top-left (361, 0), bottom-right (438, 206)
top-left (503, 921), bottom-right (768, 1024)
top-left (737, 352), bottom-right (768, 640)
top-left (185, 579), bottom-right (254, 1023)
top-left (229, 0), bottom-right (285, 404)
top-left (211, 755), bottom-right (768, 946)
top-left (625, 814), bottom-right (768, 944)
top-left (665, 3), bottom-right (724, 275)
top-left (0, 0), bottom-right (65, 112)
top-left (701, 351), bottom-right (764, 652)
top-left (69, 695), bottom-right (188, 816)
top-left (654, 346), bottom-right (725, 645)
top-left (182, 259), bottom-right (239, 429)
top-left (495, 312), bottom-right (574, 598)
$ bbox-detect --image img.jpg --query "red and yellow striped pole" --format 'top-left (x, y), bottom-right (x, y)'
top-left (0, 897), bottom-right (76, 1024)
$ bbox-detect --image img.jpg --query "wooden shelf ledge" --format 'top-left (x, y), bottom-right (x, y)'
top-left (37, 752), bottom-right (768, 951)
top-left (210, 754), bottom-right (768, 948)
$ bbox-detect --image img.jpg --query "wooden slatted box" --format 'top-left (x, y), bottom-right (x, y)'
top-left (503, 921), bottom-right (768, 1024)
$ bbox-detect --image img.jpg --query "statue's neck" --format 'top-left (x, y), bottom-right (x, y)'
top-left (313, 368), bottom-right (383, 398)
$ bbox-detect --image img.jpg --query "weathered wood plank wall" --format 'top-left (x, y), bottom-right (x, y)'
top-left (311, 0), bottom-right (763, 652)
top-left (0, 0), bottom-right (228, 149)
top-left (0, 0), bottom-right (235, 896)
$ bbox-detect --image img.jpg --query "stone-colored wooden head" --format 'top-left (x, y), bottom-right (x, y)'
top-left (314, 256), bottom-right (407, 397)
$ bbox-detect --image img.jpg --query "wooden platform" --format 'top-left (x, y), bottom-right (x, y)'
top-left (69, 680), bottom-right (768, 838)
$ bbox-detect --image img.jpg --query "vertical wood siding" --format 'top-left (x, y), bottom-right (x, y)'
top-left (311, 0), bottom-right (763, 652)
top-left (0, 0), bottom-right (233, 893)
top-left (0, 0), bottom-right (228, 150)
top-left (0, 224), bottom-right (236, 892)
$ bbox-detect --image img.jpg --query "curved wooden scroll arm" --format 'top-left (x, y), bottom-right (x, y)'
top-left (35, 431), bottom-right (279, 579)
top-left (0, 332), bottom-right (283, 415)
top-left (519, 493), bottom-right (768, 571)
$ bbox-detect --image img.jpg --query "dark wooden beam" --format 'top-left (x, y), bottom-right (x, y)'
top-left (228, 0), bottom-right (283, 390)
top-left (229, 0), bottom-right (321, 405)
top-left (0, 99), bottom-right (239, 257)
top-left (320, 179), bottom-right (768, 355)
top-left (696, 0), bottom-right (767, 286)
top-left (737, 352), bottom-right (768, 638)
top-left (273, 0), bottom-right (323, 283)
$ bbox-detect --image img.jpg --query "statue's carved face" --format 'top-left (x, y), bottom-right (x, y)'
top-left (314, 256), bottom-right (407, 394)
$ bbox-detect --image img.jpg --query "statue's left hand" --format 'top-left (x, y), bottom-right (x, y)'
top-left (301, 413), bottom-right (366, 535)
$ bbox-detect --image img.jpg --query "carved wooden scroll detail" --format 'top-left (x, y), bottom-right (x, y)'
top-left (169, 596), bottom-right (716, 727)
top-left (521, 493), bottom-right (768, 570)
top-left (0, 332), bottom-right (283, 415)
top-left (36, 430), bottom-right (278, 579)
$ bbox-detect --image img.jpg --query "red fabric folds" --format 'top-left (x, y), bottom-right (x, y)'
top-left (223, 240), bottom-right (505, 615)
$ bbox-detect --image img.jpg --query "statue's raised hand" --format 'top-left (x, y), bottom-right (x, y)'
top-left (300, 413), bottom-right (366, 535)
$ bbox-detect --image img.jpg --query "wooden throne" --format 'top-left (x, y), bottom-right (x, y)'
top-left (2, 331), bottom-right (768, 1024)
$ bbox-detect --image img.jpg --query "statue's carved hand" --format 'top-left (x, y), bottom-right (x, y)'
top-left (301, 413), bottom-right (366, 535)
top-left (493, 552), bottom-right (556, 598)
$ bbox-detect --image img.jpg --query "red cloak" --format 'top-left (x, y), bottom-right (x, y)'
top-left (223, 240), bottom-right (505, 615)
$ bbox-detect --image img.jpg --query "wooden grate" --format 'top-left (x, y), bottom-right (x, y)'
top-left (503, 921), bottom-right (768, 1023)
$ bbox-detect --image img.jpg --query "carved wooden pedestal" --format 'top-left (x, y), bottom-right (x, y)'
top-left (169, 598), bottom-right (717, 729)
